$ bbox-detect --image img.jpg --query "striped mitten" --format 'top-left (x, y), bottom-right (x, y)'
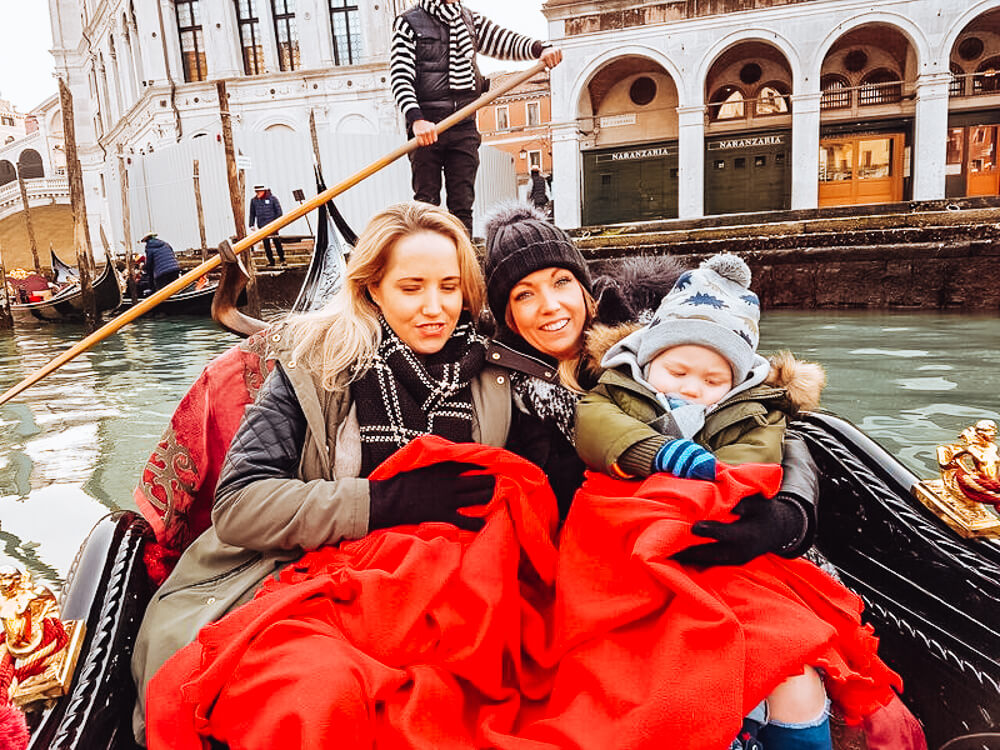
top-left (654, 439), bottom-right (717, 480)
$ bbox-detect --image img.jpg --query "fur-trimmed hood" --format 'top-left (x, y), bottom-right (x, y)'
top-left (583, 322), bottom-right (825, 413)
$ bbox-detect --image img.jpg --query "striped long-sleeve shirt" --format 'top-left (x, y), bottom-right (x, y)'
top-left (390, 8), bottom-right (546, 125)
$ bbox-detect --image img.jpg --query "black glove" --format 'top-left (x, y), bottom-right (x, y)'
top-left (368, 461), bottom-right (495, 532)
top-left (671, 494), bottom-right (808, 567)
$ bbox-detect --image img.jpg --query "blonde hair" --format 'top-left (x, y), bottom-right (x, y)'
top-left (284, 202), bottom-right (484, 391)
top-left (505, 282), bottom-right (597, 394)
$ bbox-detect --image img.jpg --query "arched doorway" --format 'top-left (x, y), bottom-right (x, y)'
top-left (0, 160), bottom-right (15, 186)
top-left (703, 41), bottom-right (793, 214)
top-left (946, 8), bottom-right (1000, 197)
top-left (578, 56), bottom-right (679, 225)
top-left (818, 24), bottom-right (916, 207)
top-left (17, 149), bottom-right (44, 179)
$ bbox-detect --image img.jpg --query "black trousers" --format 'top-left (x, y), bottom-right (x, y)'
top-left (152, 268), bottom-right (182, 291)
top-left (408, 118), bottom-right (481, 236)
top-left (261, 236), bottom-right (284, 265)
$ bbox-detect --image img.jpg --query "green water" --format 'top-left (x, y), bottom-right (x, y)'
top-left (0, 310), bottom-right (997, 587)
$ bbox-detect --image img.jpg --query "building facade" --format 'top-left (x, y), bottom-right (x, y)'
top-left (48, 0), bottom-right (409, 256)
top-left (542, 0), bottom-right (1000, 228)
top-left (479, 69), bottom-right (553, 201)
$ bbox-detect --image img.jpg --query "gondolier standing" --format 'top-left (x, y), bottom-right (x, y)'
top-left (391, 0), bottom-right (562, 237)
top-left (248, 184), bottom-right (286, 266)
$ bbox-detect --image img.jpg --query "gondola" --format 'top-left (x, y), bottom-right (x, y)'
top-left (49, 251), bottom-right (77, 286)
top-left (13, 197), bottom-right (1000, 750)
top-left (116, 282), bottom-right (220, 317)
top-left (10, 260), bottom-right (122, 323)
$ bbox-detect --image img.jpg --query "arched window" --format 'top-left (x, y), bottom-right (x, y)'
top-left (108, 35), bottom-right (124, 118)
top-left (709, 85), bottom-right (745, 120)
top-left (950, 62), bottom-right (966, 98)
top-left (129, 3), bottom-right (146, 88)
top-left (754, 82), bottom-right (790, 116)
top-left (234, 0), bottom-right (265, 75)
top-left (329, 0), bottom-right (361, 66)
top-left (0, 160), bottom-right (17, 186)
top-left (175, 0), bottom-right (207, 82)
top-left (17, 149), bottom-right (44, 179)
top-left (859, 68), bottom-right (902, 106)
top-left (98, 52), bottom-right (113, 130)
top-left (272, 0), bottom-right (300, 71)
top-left (820, 74), bottom-right (850, 110)
top-left (974, 56), bottom-right (1000, 94)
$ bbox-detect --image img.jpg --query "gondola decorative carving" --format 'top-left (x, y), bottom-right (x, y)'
top-left (914, 420), bottom-right (1000, 539)
top-left (0, 568), bottom-right (84, 707)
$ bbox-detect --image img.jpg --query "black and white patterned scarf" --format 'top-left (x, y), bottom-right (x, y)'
top-left (419, 0), bottom-right (477, 91)
top-left (353, 315), bottom-right (486, 476)
top-left (510, 371), bottom-right (580, 446)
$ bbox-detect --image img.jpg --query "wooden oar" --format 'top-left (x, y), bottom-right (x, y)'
top-left (0, 61), bottom-right (548, 407)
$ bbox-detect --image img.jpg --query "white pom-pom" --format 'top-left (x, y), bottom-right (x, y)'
top-left (701, 253), bottom-right (751, 288)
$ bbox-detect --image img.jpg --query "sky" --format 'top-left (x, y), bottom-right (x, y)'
top-left (0, 2), bottom-right (549, 114)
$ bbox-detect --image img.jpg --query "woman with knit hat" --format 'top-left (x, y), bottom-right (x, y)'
top-left (483, 202), bottom-right (819, 562)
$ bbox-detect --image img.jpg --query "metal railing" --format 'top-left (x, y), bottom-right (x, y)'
top-left (950, 70), bottom-right (1000, 98)
top-left (820, 80), bottom-right (904, 111)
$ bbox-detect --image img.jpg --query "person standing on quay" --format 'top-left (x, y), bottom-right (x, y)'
top-left (391, 0), bottom-right (562, 237)
top-left (529, 164), bottom-right (549, 212)
top-left (248, 184), bottom-right (286, 266)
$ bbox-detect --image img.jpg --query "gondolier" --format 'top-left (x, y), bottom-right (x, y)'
top-left (390, 0), bottom-right (562, 236)
top-left (139, 233), bottom-right (181, 293)
top-left (248, 184), bottom-right (286, 266)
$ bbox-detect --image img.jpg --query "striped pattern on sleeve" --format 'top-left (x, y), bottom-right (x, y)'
top-left (390, 16), bottom-right (421, 122)
top-left (473, 12), bottom-right (544, 61)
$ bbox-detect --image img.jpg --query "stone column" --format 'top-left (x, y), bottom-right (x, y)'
top-left (552, 122), bottom-right (582, 229)
top-left (790, 91), bottom-right (821, 210)
top-left (912, 73), bottom-right (953, 202)
top-left (677, 105), bottom-right (705, 219)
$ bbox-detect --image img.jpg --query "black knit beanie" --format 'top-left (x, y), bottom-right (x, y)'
top-left (483, 202), bottom-right (592, 329)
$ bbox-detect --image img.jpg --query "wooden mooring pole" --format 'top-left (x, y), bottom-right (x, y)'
top-left (192, 159), bottom-right (209, 263)
top-left (217, 79), bottom-right (260, 318)
top-left (16, 169), bottom-right (42, 278)
top-left (58, 77), bottom-right (98, 331)
top-left (117, 145), bottom-right (137, 304)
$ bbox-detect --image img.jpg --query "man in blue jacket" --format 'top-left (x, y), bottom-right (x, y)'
top-left (139, 232), bottom-right (181, 292)
top-left (248, 184), bottom-right (285, 266)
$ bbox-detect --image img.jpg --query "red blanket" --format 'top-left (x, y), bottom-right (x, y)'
top-left (147, 437), bottom-right (901, 750)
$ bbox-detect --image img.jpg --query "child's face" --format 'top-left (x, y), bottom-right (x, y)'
top-left (646, 345), bottom-right (733, 406)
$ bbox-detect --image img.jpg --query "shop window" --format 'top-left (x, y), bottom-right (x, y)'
top-left (968, 126), bottom-right (996, 172)
top-left (755, 83), bottom-right (790, 116)
top-left (974, 57), bottom-right (1000, 94)
top-left (496, 106), bottom-right (509, 130)
top-left (819, 142), bottom-right (853, 181)
top-left (175, 0), bottom-right (207, 82)
top-left (234, 0), bottom-right (265, 75)
top-left (526, 101), bottom-right (540, 127)
top-left (0, 161), bottom-right (15, 186)
top-left (714, 159), bottom-right (726, 170)
top-left (709, 86), bottom-right (745, 120)
top-left (950, 63), bottom-right (966, 98)
top-left (820, 75), bottom-right (850, 110)
top-left (629, 77), bottom-right (657, 107)
top-left (754, 156), bottom-right (767, 168)
top-left (329, 0), bottom-right (361, 66)
top-left (946, 128), bottom-right (964, 167)
top-left (669, 167), bottom-right (678, 178)
top-left (775, 153), bottom-right (786, 166)
top-left (734, 157), bottom-right (746, 169)
top-left (601, 174), bottom-right (611, 185)
top-left (272, 0), bottom-right (300, 72)
top-left (857, 139), bottom-right (892, 179)
top-left (859, 69), bottom-right (902, 106)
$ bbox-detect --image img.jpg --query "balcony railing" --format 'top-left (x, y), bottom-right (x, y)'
top-left (950, 70), bottom-right (1000, 98)
top-left (820, 80), bottom-right (904, 111)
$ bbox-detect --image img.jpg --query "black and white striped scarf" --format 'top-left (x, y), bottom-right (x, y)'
top-left (353, 315), bottom-right (486, 476)
top-left (419, 0), bottom-right (477, 91)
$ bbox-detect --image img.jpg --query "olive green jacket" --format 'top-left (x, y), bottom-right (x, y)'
top-left (576, 366), bottom-right (790, 476)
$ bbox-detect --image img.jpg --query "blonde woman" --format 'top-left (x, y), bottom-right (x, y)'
top-left (131, 202), bottom-right (511, 744)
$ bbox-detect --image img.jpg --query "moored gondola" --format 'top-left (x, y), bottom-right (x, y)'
top-left (116, 282), bottom-right (220, 317)
top-left (10, 261), bottom-right (122, 323)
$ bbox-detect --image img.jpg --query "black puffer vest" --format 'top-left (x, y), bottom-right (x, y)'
top-left (403, 6), bottom-right (485, 117)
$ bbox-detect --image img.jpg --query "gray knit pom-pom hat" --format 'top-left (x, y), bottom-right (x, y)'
top-left (635, 253), bottom-right (761, 384)
top-left (483, 202), bottom-right (592, 329)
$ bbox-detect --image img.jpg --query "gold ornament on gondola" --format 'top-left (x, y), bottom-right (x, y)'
top-left (913, 420), bottom-right (1000, 538)
top-left (0, 567), bottom-right (85, 707)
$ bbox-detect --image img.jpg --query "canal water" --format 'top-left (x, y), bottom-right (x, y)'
top-left (0, 310), bottom-right (997, 589)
